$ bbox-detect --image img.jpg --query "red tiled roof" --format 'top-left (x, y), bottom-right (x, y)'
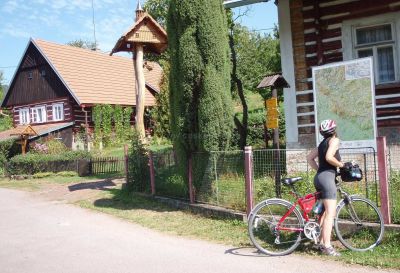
top-left (33, 39), bottom-right (163, 106)
top-left (0, 122), bottom-right (73, 142)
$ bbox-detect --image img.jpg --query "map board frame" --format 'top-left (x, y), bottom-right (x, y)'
top-left (312, 57), bottom-right (377, 149)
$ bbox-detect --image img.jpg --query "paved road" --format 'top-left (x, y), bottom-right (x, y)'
top-left (0, 188), bottom-right (398, 273)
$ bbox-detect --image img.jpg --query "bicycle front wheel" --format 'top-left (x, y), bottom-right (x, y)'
top-left (248, 199), bottom-right (304, 256)
top-left (335, 196), bottom-right (384, 251)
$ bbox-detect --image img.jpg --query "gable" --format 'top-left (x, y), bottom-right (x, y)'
top-left (126, 17), bottom-right (167, 44)
top-left (2, 43), bottom-right (71, 107)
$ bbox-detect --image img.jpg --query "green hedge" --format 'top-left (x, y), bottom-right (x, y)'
top-left (0, 139), bottom-right (20, 175)
top-left (5, 151), bottom-right (92, 175)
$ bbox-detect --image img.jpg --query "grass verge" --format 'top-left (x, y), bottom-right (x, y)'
top-left (78, 187), bottom-right (400, 269)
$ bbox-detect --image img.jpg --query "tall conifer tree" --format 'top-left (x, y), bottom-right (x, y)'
top-left (167, 0), bottom-right (233, 174)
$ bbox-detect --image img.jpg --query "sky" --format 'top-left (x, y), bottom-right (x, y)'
top-left (0, 0), bottom-right (278, 85)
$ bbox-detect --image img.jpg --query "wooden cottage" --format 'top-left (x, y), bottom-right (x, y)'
top-left (225, 0), bottom-right (400, 148)
top-left (0, 38), bottom-right (163, 148)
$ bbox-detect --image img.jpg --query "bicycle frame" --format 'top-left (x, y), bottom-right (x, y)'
top-left (277, 190), bottom-right (321, 232)
top-left (276, 181), bottom-right (363, 233)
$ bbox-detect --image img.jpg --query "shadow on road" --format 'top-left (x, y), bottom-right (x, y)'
top-left (68, 179), bottom-right (116, 192)
top-left (225, 247), bottom-right (269, 258)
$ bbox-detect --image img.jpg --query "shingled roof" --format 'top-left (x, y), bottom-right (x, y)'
top-left (31, 39), bottom-right (163, 106)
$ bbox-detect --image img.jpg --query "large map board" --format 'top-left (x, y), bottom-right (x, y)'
top-left (312, 57), bottom-right (377, 149)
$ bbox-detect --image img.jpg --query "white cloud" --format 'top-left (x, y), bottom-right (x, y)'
top-left (2, 0), bottom-right (19, 13)
top-left (0, 23), bottom-right (30, 38)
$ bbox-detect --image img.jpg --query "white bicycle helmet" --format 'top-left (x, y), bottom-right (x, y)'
top-left (319, 119), bottom-right (336, 137)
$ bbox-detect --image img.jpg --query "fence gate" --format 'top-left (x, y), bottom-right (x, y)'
top-left (90, 157), bottom-right (125, 175)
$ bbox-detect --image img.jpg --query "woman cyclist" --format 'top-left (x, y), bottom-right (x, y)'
top-left (307, 119), bottom-right (344, 256)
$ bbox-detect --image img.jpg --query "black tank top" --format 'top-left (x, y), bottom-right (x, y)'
top-left (318, 137), bottom-right (341, 173)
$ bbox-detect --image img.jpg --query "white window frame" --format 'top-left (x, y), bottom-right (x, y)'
top-left (19, 108), bottom-right (30, 125)
top-left (31, 106), bottom-right (47, 124)
top-left (52, 103), bottom-right (64, 121)
top-left (342, 12), bottom-right (400, 85)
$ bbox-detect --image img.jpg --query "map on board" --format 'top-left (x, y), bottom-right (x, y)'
top-left (312, 58), bottom-right (377, 149)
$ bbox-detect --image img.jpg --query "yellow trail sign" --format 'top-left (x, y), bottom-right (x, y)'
top-left (265, 98), bottom-right (277, 108)
top-left (265, 98), bottom-right (279, 129)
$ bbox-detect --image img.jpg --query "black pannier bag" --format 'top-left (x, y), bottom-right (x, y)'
top-left (339, 162), bottom-right (363, 182)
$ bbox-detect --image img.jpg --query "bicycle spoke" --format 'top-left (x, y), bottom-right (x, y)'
top-left (335, 197), bottom-right (384, 251)
top-left (248, 200), bottom-right (303, 256)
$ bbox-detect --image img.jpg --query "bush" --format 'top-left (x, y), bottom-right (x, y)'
top-left (56, 171), bottom-right (78, 177)
top-left (0, 139), bottom-right (20, 175)
top-left (30, 138), bottom-right (68, 155)
top-left (33, 172), bottom-right (53, 179)
top-left (5, 151), bottom-right (92, 175)
top-left (126, 130), bottom-right (150, 192)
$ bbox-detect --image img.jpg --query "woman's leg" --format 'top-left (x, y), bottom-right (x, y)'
top-left (318, 211), bottom-right (326, 245)
top-left (321, 199), bottom-right (336, 247)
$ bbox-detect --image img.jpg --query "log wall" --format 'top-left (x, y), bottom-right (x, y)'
top-left (290, 0), bottom-right (400, 144)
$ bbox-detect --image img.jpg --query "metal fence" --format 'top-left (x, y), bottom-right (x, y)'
top-left (147, 146), bottom-right (399, 224)
top-left (195, 150), bottom-right (245, 210)
top-left (151, 149), bottom-right (185, 198)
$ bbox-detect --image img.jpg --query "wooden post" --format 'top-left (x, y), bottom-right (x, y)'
top-left (134, 44), bottom-right (146, 140)
top-left (244, 146), bottom-right (254, 217)
top-left (376, 137), bottom-right (391, 224)
top-left (148, 151), bottom-right (156, 195)
top-left (82, 106), bottom-right (89, 151)
top-left (188, 155), bottom-right (195, 203)
top-left (21, 136), bottom-right (28, 155)
top-left (124, 144), bottom-right (129, 183)
top-left (271, 88), bottom-right (281, 197)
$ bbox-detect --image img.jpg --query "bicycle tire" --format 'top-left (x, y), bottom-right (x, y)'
top-left (334, 196), bottom-right (384, 251)
top-left (248, 198), bottom-right (304, 256)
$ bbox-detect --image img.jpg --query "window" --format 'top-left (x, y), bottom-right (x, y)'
top-left (342, 13), bottom-right (400, 84)
top-left (40, 69), bottom-right (46, 77)
top-left (19, 108), bottom-right (30, 125)
top-left (31, 106), bottom-right (47, 123)
top-left (52, 103), bottom-right (64, 121)
top-left (28, 71), bottom-right (33, 80)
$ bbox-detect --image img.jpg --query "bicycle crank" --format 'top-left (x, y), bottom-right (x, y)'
top-left (303, 221), bottom-right (321, 244)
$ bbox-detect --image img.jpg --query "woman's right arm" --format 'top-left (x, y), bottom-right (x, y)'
top-left (307, 148), bottom-right (319, 171)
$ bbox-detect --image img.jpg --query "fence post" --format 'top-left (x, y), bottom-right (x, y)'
top-left (148, 151), bottom-right (156, 195)
top-left (244, 146), bottom-right (254, 218)
top-left (188, 155), bottom-right (195, 204)
top-left (376, 136), bottom-right (391, 224)
top-left (124, 144), bottom-right (129, 183)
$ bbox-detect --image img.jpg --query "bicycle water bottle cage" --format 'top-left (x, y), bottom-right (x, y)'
top-left (281, 177), bottom-right (303, 186)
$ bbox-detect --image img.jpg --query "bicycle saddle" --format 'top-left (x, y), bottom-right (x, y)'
top-left (281, 177), bottom-right (303, 186)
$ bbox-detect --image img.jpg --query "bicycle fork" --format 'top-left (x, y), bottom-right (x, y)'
top-left (341, 192), bottom-right (363, 226)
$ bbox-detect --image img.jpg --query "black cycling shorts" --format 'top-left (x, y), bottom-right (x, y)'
top-left (314, 170), bottom-right (337, 200)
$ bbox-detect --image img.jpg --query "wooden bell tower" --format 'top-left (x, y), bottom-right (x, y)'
top-left (111, 0), bottom-right (167, 140)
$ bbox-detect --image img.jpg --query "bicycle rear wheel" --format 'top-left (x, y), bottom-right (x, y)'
top-left (335, 196), bottom-right (384, 251)
top-left (248, 199), bottom-right (304, 256)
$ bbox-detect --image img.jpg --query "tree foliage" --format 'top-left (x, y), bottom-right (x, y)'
top-left (0, 71), bottom-right (12, 132)
top-left (67, 39), bottom-right (98, 50)
top-left (168, 0), bottom-right (233, 157)
top-left (233, 24), bottom-right (281, 98)
top-left (143, 0), bottom-right (170, 28)
top-left (0, 71), bottom-right (3, 96)
top-left (230, 23), bottom-right (283, 146)
top-left (151, 60), bottom-right (171, 138)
